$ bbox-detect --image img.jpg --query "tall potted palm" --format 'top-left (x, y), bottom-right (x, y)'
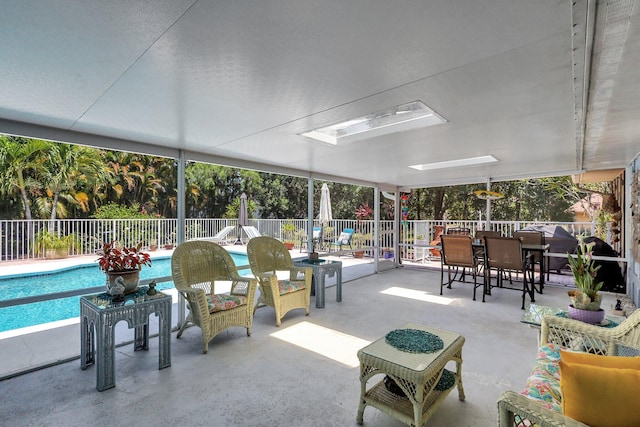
top-left (354, 203), bottom-right (373, 258)
top-left (282, 221), bottom-right (297, 250)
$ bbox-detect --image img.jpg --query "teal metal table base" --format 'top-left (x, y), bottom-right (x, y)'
top-left (80, 289), bottom-right (172, 391)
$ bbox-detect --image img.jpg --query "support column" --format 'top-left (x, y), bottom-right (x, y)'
top-left (486, 178), bottom-right (492, 230)
top-left (308, 177), bottom-right (314, 252)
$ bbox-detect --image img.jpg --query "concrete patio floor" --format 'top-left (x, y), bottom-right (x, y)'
top-left (0, 260), bottom-right (621, 426)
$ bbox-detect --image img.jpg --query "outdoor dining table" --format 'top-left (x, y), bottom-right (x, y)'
top-left (471, 241), bottom-right (549, 294)
top-left (521, 243), bottom-right (550, 292)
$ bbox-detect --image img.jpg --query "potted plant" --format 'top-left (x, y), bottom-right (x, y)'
top-left (282, 221), bottom-right (297, 250)
top-left (354, 203), bottom-right (373, 258)
top-left (352, 232), bottom-right (367, 258)
top-left (164, 232), bottom-right (176, 250)
top-left (148, 238), bottom-right (158, 251)
top-left (97, 241), bottom-right (152, 295)
top-left (567, 235), bottom-right (605, 323)
top-left (33, 230), bottom-right (79, 259)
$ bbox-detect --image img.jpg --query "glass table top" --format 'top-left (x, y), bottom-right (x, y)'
top-left (521, 303), bottom-right (622, 328)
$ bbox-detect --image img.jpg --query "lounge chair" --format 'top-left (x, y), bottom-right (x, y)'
top-left (206, 225), bottom-right (236, 245)
top-left (300, 226), bottom-right (322, 252)
top-left (241, 226), bottom-right (261, 241)
top-left (328, 228), bottom-right (354, 254)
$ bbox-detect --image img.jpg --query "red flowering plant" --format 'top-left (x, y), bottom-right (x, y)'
top-left (97, 241), bottom-right (152, 273)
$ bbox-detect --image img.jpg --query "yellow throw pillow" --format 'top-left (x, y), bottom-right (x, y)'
top-left (560, 360), bottom-right (640, 427)
top-left (560, 349), bottom-right (640, 369)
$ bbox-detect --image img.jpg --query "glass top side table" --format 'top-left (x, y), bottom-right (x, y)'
top-left (80, 287), bottom-right (172, 391)
top-left (293, 259), bottom-right (342, 308)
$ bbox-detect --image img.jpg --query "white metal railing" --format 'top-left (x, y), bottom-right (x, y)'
top-left (0, 217), bottom-right (611, 337)
top-left (0, 218), bottom-right (602, 262)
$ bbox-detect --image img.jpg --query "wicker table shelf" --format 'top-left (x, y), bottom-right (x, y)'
top-left (356, 323), bottom-right (465, 427)
top-left (80, 288), bottom-right (172, 391)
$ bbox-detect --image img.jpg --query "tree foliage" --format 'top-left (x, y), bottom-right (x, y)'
top-left (0, 137), bottom-right (600, 223)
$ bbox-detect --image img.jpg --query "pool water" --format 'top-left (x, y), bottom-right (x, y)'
top-left (0, 253), bottom-right (251, 333)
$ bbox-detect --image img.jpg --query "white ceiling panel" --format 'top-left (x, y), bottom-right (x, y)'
top-left (1, 0), bottom-right (639, 189)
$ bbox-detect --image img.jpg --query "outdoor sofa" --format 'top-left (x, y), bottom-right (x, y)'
top-left (497, 309), bottom-right (640, 427)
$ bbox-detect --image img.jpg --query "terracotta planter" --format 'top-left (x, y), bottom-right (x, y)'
top-left (284, 242), bottom-right (295, 250)
top-left (354, 250), bottom-right (365, 258)
top-left (106, 270), bottom-right (140, 295)
top-left (45, 248), bottom-right (69, 259)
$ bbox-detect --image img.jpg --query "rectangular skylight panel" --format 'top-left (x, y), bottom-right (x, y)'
top-left (409, 155), bottom-right (498, 171)
top-left (300, 100), bottom-right (446, 145)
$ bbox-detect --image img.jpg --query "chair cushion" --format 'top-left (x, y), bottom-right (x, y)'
top-left (278, 279), bottom-right (305, 295)
top-left (560, 351), bottom-right (640, 427)
top-left (206, 293), bottom-right (247, 313)
top-left (519, 343), bottom-right (562, 413)
top-left (337, 232), bottom-right (351, 244)
top-left (560, 348), bottom-right (640, 368)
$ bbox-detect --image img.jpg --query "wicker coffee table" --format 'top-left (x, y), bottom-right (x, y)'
top-left (356, 323), bottom-right (465, 427)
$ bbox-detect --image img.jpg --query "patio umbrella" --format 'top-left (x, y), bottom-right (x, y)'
top-left (236, 192), bottom-right (248, 244)
top-left (317, 183), bottom-right (332, 251)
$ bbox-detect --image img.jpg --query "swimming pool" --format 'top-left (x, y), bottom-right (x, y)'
top-left (0, 252), bottom-right (251, 333)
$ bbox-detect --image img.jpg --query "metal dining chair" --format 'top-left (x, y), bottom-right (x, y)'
top-left (440, 235), bottom-right (485, 301)
top-left (446, 227), bottom-right (471, 236)
top-left (484, 236), bottom-right (535, 309)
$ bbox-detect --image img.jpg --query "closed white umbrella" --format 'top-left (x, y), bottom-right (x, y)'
top-left (318, 183), bottom-right (332, 251)
top-left (238, 193), bottom-right (249, 227)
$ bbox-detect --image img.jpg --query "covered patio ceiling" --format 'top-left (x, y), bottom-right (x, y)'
top-left (0, 1), bottom-right (639, 190)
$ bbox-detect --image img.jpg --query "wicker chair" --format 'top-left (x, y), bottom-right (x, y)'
top-left (171, 240), bottom-right (257, 353)
top-left (497, 310), bottom-right (640, 426)
top-left (440, 235), bottom-right (484, 301)
top-left (247, 236), bottom-right (312, 326)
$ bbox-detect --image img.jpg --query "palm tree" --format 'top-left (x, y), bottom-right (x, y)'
top-left (0, 136), bottom-right (51, 220)
top-left (39, 142), bottom-right (106, 220)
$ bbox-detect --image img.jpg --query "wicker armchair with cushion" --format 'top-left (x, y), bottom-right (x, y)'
top-left (497, 309), bottom-right (640, 427)
top-left (247, 236), bottom-right (312, 326)
top-left (171, 240), bottom-right (257, 353)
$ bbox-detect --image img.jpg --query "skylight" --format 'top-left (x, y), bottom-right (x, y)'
top-left (300, 100), bottom-right (447, 145)
top-left (409, 155), bottom-right (498, 171)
